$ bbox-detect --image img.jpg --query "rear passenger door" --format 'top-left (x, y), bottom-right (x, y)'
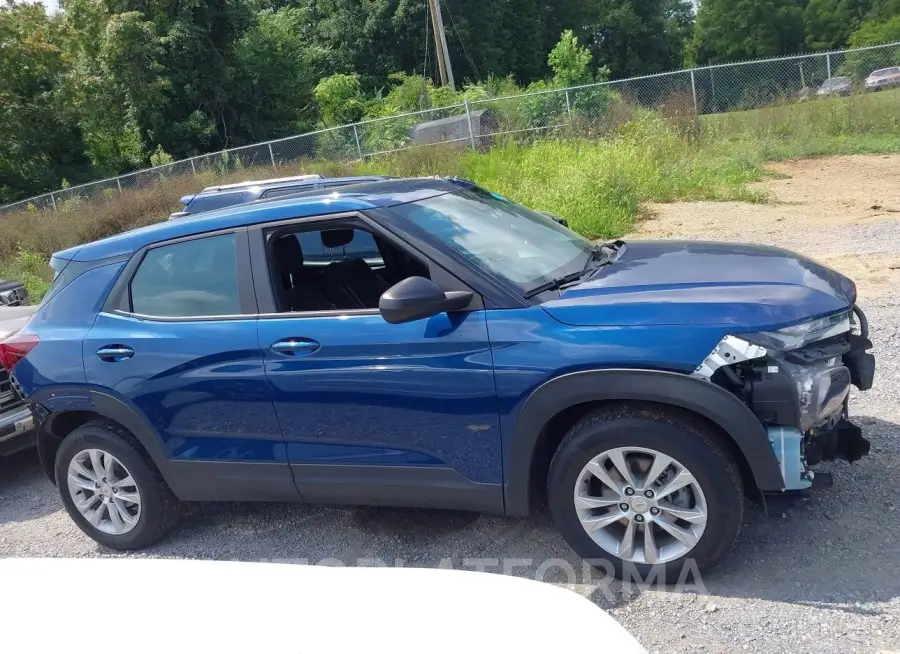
top-left (82, 229), bottom-right (296, 501)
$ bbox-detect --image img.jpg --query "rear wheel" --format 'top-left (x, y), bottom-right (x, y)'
top-left (55, 421), bottom-right (179, 549)
top-left (547, 405), bottom-right (743, 583)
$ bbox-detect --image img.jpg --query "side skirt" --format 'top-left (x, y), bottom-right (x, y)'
top-left (165, 461), bottom-right (301, 502)
top-left (291, 464), bottom-right (506, 514)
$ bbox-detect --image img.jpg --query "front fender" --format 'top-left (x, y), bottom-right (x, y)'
top-left (504, 369), bottom-right (785, 516)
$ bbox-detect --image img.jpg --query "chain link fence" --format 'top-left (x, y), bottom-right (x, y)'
top-left (3, 40), bottom-right (899, 216)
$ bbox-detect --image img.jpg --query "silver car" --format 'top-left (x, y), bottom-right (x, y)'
top-left (865, 66), bottom-right (900, 91)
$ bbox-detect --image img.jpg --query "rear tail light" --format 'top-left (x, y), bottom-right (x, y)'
top-left (0, 332), bottom-right (39, 372)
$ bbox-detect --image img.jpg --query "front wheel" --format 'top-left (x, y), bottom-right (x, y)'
top-left (547, 405), bottom-right (744, 583)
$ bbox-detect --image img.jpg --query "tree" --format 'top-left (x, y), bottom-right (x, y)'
top-left (849, 14), bottom-right (900, 44)
top-left (548, 30), bottom-right (594, 87)
top-left (315, 74), bottom-right (366, 126)
top-left (840, 15), bottom-right (900, 77)
top-left (803, 0), bottom-right (872, 50)
top-left (229, 8), bottom-right (321, 141)
top-left (582, 0), bottom-right (695, 78)
top-left (0, 1), bottom-right (91, 202)
top-left (691, 0), bottom-right (806, 64)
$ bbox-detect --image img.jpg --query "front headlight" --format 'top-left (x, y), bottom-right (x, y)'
top-left (745, 312), bottom-right (850, 351)
top-left (777, 357), bottom-right (851, 430)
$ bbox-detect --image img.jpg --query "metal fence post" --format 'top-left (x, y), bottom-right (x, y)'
top-left (49, 192), bottom-right (57, 212)
top-left (464, 99), bottom-right (476, 151)
top-left (190, 158), bottom-right (197, 176)
top-left (826, 52), bottom-right (832, 79)
top-left (690, 69), bottom-right (699, 115)
top-left (565, 89), bottom-right (573, 127)
top-left (268, 143), bottom-right (277, 171)
top-left (353, 125), bottom-right (363, 160)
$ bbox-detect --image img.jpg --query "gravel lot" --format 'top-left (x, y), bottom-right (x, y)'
top-left (1, 155), bottom-right (898, 653)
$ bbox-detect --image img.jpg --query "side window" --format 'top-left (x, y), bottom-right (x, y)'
top-left (130, 233), bottom-right (241, 317)
top-left (269, 226), bottom-right (429, 313)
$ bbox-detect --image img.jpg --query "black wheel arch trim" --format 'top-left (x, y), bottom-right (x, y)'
top-left (88, 391), bottom-right (171, 470)
top-left (36, 391), bottom-right (176, 485)
top-left (504, 368), bottom-right (785, 516)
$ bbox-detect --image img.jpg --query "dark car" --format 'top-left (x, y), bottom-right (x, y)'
top-left (817, 76), bottom-right (853, 97)
top-left (6, 178), bottom-right (875, 582)
top-left (169, 174), bottom-right (388, 219)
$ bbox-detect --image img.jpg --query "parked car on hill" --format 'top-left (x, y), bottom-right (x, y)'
top-left (817, 76), bottom-right (853, 97)
top-left (169, 174), bottom-right (388, 219)
top-left (4, 178), bottom-right (875, 581)
top-left (864, 66), bottom-right (900, 91)
top-left (0, 305), bottom-right (36, 457)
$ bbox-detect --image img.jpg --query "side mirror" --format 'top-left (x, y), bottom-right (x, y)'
top-left (379, 277), bottom-right (473, 324)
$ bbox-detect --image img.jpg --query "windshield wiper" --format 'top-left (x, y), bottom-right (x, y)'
top-left (523, 240), bottom-right (627, 299)
top-left (523, 270), bottom-right (586, 299)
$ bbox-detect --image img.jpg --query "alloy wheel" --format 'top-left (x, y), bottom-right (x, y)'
top-left (67, 448), bottom-right (142, 535)
top-left (573, 446), bottom-right (708, 565)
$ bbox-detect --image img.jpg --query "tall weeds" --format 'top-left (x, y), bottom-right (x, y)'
top-left (3, 89), bottom-right (900, 300)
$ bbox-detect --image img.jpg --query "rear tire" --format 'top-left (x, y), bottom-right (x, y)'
top-left (55, 420), bottom-right (179, 550)
top-left (547, 404), bottom-right (743, 583)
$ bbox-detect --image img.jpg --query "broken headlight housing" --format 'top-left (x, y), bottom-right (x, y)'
top-left (743, 311), bottom-right (850, 352)
top-left (776, 357), bottom-right (851, 431)
top-left (744, 311), bottom-right (853, 430)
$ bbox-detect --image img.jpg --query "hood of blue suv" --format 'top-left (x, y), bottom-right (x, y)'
top-left (541, 240), bottom-right (856, 329)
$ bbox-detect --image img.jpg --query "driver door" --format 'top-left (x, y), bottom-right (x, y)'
top-left (250, 215), bottom-right (504, 513)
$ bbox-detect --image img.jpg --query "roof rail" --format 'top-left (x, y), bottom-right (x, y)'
top-left (201, 174), bottom-right (324, 193)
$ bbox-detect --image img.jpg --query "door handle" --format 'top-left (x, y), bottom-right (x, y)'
top-left (96, 346), bottom-right (135, 362)
top-left (271, 338), bottom-right (320, 356)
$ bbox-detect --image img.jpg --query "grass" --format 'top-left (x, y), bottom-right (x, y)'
top-left (3, 88), bottom-right (900, 301)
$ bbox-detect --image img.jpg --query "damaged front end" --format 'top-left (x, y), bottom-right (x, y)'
top-left (694, 306), bottom-right (875, 491)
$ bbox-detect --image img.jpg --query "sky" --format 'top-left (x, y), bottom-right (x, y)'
top-left (40, 0), bottom-right (60, 13)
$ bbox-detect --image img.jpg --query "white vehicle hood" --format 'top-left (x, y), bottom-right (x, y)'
top-left (0, 304), bottom-right (35, 339)
top-left (0, 558), bottom-right (646, 654)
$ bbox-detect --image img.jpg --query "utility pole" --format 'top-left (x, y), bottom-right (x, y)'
top-left (427, 0), bottom-right (455, 91)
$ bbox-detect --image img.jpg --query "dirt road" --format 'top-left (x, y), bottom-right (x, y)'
top-left (635, 153), bottom-right (900, 299)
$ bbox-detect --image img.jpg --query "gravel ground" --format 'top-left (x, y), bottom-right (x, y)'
top-left (1, 155), bottom-right (899, 653)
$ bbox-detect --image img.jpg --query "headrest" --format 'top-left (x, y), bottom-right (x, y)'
top-left (321, 228), bottom-right (354, 249)
top-left (274, 235), bottom-right (303, 267)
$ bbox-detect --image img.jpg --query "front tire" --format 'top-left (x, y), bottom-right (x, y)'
top-left (55, 420), bottom-right (179, 550)
top-left (547, 404), bottom-right (743, 583)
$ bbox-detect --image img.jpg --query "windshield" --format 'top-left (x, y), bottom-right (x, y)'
top-left (392, 186), bottom-right (593, 290)
top-left (872, 67), bottom-right (900, 77)
top-left (822, 77), bottom-right (849, 88)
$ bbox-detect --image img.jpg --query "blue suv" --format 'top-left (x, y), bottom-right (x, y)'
top-left (2, 178), bottom-right (875, 580)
